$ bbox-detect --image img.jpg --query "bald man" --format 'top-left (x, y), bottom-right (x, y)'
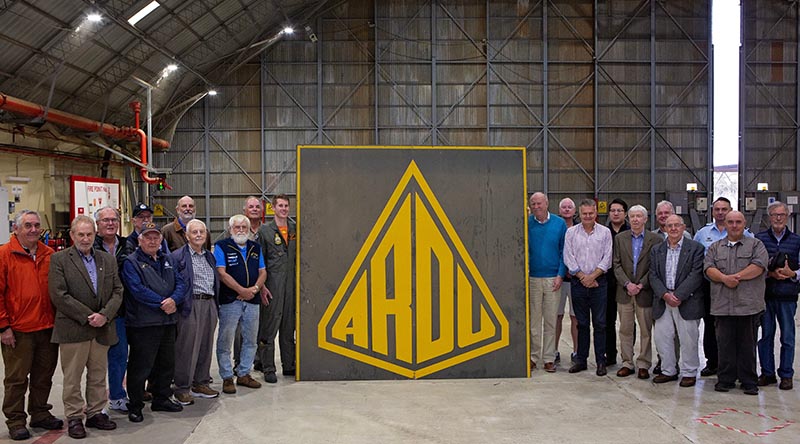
top-left (161, 196), bottom-right (211, 252)
top-left (704, 211), bottom-right (768, 395)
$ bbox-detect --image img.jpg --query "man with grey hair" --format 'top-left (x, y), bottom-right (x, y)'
top-left (49, 215), bottom-right (122, 437)
top-left (171, 219), bottom-right (220, 404)
top-left (527, 192), bottom-right (567, 373)
top-left (214, 215), bottom-right (266, 394)
top-left (612, 205), bottom-right (661, 378)
top-left (161, 196), bottom-right (211, 252)
top-left (650, 214), bottom-right (705, 387)
top-left (555, 198), bottom-right (579, 364)
top-left (93, 206), bottom-right (130, 413)
top-left (755, 201), bottom-right (800, 390)
top-left (0, 211), bottom-right (62, 440)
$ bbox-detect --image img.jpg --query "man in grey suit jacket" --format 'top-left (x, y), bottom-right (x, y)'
top-left (613, 205), bottom-right (663, 379)
top-left (649, 214), bottom-right (705, 387)
top-left (49, 215), bottom-right (123, 438)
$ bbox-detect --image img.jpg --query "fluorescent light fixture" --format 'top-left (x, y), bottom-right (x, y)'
top-left (282, 26), bottom-right (294, 34)
top-left (6, 176), bottom-right (31, 183)
top-left (166, 64), bottom-right (178, 72)
top-left (87, 13), bottom-right (102, 22)
top-left (128, 1), bottom-right (160, 26)
top-left (207, 89), bottom-right (217, 96)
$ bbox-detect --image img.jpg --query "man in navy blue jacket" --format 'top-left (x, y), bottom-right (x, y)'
top-left (121, 222), bottom-right (186, 423)
top-left (214, 215), bottom-right (266, 394)
top-left (755, 201), bottom-right (800, 391)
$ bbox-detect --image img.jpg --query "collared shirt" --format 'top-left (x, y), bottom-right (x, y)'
top-left (190, 248), bottom-right (215, 295)
top-left (665, 238), bottom-right (683, 290)
top-left (564, 222), bottom-right (613, 275)
top-left (533, 212), bottom-right (550, 224)
top-left (78, 249), bottom-right (98, 293)
top-left (100, 237), bottom-right (118, 255)
top-left (704, 236), bottom-right (768, 316)
top-left (631, 230), bottom-right (644, 276)
top-left (693, 223), bottom-right (754, 252)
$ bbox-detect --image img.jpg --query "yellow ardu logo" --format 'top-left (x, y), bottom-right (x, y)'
top-left (318, 160), bottom-right (509, 378)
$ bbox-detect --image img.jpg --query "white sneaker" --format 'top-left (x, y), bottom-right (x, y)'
top-left (108, 398), bottom-right (129, 412)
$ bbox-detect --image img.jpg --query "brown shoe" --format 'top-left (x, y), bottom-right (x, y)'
top-left (67, 419), bottom-right (86, 439)
top-left (85, 413), bottom-right (116, 430)
top-left (616, 367), bottom-right (634, 377)
top-left (758, 374), bottom-right (777, 386)
top-left (652, 374), bottom-right (679, 384)
top-left (679, 377), bottom-right (696, 387)
top-left (191, 384), bottom-right (220, 399)
top-left (779, 377), bottom-right (793, 390)
top-left (543, 362), bottom-right (556, 373)
top-left (236, 374), bottom-right (262, 389)
top-left (222, 378), bottom-right (236, 394)
top-left (637, 369), bottom-right (650, 380)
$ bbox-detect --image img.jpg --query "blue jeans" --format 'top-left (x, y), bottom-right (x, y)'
top-left (216, 300), bottom-right (260, 380)
top-left (758, 299), bottom-right (797, 378)
top-left (571, 276), bottom-right (607, 365)
top-left (107, 316), bottom-right (128, 400)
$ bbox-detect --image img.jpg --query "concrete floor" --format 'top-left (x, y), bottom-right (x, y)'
top-left (2, 319), bottom-right (799, 444)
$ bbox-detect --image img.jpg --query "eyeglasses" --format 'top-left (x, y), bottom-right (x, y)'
top-left (99, 218), bottom-right (119, 224)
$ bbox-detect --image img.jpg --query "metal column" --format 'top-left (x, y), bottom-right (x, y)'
top-left (543, 0), bottom-right (549, 194)
top-left (650, 0), bottom-right (657, 222)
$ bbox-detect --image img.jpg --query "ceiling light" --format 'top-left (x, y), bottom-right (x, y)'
top-left (207, 89), bottom-right (217, 96)
top-left (282, 26), bottom-right (294, 35)
top-left (128, 1), bottom-right (160, 26)
top-left (166, 64), bottom-right (178, 72)
top-left (87, 13), bottom-right (102, 22)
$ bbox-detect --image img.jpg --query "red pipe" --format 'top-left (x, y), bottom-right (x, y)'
top-left (0, 92), bottom-right (170, 150)
top-left (129, 102), bottom-right (171, 189)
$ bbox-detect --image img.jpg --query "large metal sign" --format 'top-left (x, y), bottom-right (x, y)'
top-left (297, 146), bottom-right (528, 380)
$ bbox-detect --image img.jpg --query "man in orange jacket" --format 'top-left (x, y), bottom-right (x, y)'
top-left (0, 210), bottom-right (63, 440)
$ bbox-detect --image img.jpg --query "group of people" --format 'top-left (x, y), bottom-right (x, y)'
top-left (0, 194), bottom-right (297, 440)
top-left (529, 194), bottom-right (797, 395)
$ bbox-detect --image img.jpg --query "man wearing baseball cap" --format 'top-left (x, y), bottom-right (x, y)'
top-left (120, 222), bottom-right (187, 423)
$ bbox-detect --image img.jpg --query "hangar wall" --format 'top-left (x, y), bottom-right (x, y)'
top-left (153, 0), bottom-right (711, 234)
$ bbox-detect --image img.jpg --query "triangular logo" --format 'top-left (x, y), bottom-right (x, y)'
top-left (318, 160), bottom-right (509, 378)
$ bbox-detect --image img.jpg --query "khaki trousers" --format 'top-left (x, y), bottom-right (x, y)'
top-left (530, 277), bottom-right (559, 364)
top-left (60, 340), bottom-right (109, 419)
top-left (617, 298), bottom-right (653, 370)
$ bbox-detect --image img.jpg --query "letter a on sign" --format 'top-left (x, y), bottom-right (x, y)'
top-left (318, 160), bottom-right (509, 378)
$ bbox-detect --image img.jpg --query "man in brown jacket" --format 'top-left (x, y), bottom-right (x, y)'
top-left (161, 196), bottom-right (211, 252)
top-left (49, 215), bottom-right (123, 438)
top-left (612, 205), bottom-right (662, 379)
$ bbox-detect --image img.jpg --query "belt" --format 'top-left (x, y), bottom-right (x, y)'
top-left (194, 293), bottom-right (214, 300)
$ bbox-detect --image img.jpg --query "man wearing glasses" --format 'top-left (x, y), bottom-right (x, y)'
top-left (755, 201), bottom-right (800, 391)
top-left (93, 207), bottom-right (129, 413)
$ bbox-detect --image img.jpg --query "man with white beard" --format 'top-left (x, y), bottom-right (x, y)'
top-left (214, 215), bottom-right (267, 394)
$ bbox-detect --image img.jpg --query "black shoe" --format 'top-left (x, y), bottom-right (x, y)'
top-left (283, 369), bottom-right (296, 376)
top-left (700, 366), bottom-right (717, 377)
top-left (653, 360), bottom-right (662, 375)
top-left (742, 384), bottom-right (759, 395)
top-left (128, 410), bottom-right (144, 423)
top-left (30, 415), bottom-right (63, 430)
top-left (596, 363), bottom-right (607, 376)
top-left (714, 382), bottom-right (735, 392)
top-left (151, 399), bottom-right (183, 413)
top-left (264, 371), bottom-right (278, 383)
top-left (569, 363), bottom-right (588, 373)
top-left (85, 413), bottom-right (117, 430)
top-left (8, 426), bottom-right (30, 441)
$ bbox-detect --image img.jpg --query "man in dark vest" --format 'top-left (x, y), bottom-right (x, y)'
top-left (257, 195), bottom-right (297, 383)
top-left (215, 215), bottom-right (266, 393)
top-left (756, 201), bottom-right (800, 391)
top-left (121, 222), bottom-right (187, 422)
